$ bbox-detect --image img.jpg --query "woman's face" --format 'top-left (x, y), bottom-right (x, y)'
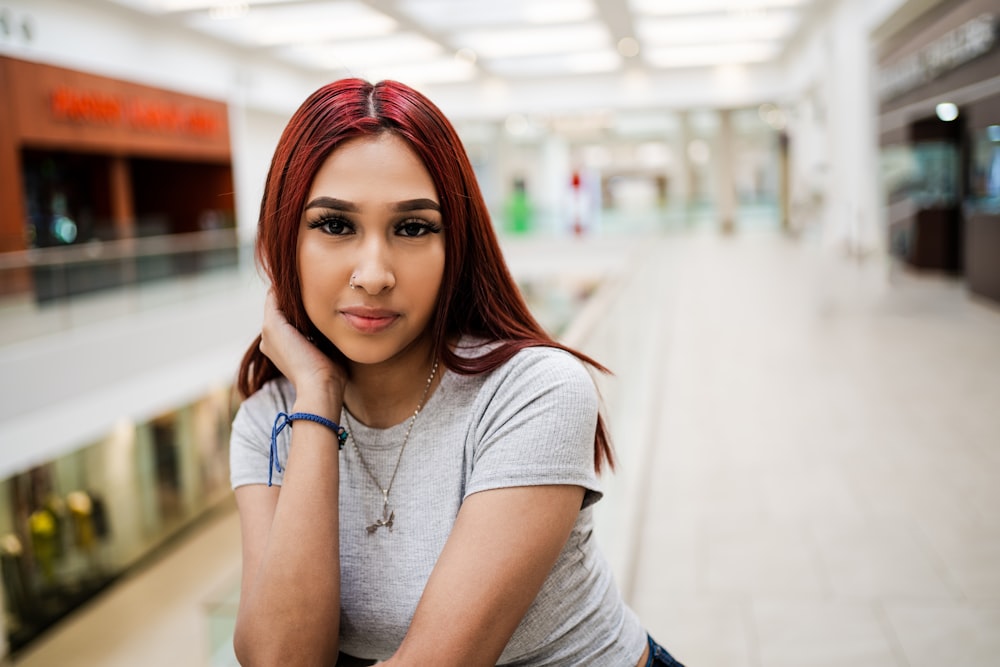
top-left (297, 132), bottom-right (445, 367)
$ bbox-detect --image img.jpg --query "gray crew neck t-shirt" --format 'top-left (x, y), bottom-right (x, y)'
top-left (230, 343), bottom-right (647, 666)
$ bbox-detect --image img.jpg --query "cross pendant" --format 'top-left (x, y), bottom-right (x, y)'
top-left (366, 495), bottom-right (394, 534)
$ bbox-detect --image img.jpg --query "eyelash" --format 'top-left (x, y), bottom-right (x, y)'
top-left (307, 215), bottom-right (442, 238)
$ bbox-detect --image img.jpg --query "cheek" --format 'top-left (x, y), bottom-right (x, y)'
top-left (299, 239), bottom-right (342, 278)
top-left (421, 247), bottom-right (447, 306)
top-left (297, 242), bottom-right (347, 308)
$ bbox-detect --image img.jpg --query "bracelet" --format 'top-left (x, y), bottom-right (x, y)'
top-left (268, 411), bottom-right (348, 487)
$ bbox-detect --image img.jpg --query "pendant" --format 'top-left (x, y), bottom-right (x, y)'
top-left (366, 493), bottom-right (395, 534)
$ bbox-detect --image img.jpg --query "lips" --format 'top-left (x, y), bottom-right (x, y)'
top-left (340, 306), bottom-right (400, 334)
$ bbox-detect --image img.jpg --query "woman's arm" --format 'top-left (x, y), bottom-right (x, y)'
top-left (233, 291), bottom-right (347, 666)
top-left (382, 483), bottom-right (586, 666)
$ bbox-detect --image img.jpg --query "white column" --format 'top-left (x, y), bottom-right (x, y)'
top-left (227, 72), bottom-right (258, 267)
top-left (538, 134), bottom-right (572, 235)
top-left (825, 0), bottom-right (883, 255)
top-left (716, 109), bottom-right (737, 234)
top-left (673, 111), bottom-right (694, 220)
top-left (227, 72), bottom-right (292, 268)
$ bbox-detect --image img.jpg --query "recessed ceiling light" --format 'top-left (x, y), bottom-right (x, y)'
top-left (935, 102), bottom-right (959, 122)
top-left (617, 37), bottom-right (640, 58)
top-left (455, 47), bottom-right (478, 64)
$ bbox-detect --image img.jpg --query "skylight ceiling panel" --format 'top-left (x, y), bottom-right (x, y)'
top-left (395, 0), bottom-right (596, 29)
top-left (453, 22), bottom-right (611, 59)
top-left (275, 33), bottom-right (445, 71)
top-left (486, 49), bottom-right (622, 77)
top-left (184, 1), bottom-right (398, 47)
top-left (628, 0), bottom-right (807, 15)
top-left (645, 42), bottom-right (780, 68)
top-left (107, 0), bottom-right (299, 14)
top-left (636, 10), bottom-right (799, 46)
top-left (364, 58), bottom-right (479, 85)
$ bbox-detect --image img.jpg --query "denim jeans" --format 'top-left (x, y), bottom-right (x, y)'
top-left (645, 634), bottom-right (686, 667)
top-left (336, 636), bottom-right (686, 666)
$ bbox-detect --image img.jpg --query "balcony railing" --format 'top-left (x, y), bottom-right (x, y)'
top-left (0, 229), bottom-right (248, 346)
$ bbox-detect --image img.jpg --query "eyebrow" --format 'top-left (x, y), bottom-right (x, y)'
top-left (303, 196), bottom-right (440, 213)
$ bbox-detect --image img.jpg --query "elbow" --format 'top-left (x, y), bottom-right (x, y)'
top-left (232, 621), bottom-right (277, 667)
top-left (233, 625), bottom-right (260, 667)
top-left (233, 621), bottom-right (338, 667)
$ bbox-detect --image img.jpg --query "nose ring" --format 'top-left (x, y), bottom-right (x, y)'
top-left (349, 275), bottom-right (356, 290)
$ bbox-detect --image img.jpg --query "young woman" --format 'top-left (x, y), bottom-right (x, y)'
top-left (230, 78), bottom-right (685, 667)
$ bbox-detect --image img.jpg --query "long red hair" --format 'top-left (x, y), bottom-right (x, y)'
top-left (236, 78), bottom-right (614, 472)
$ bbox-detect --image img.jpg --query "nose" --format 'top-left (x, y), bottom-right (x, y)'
top-left (350, 238), bottom-right (395, 295)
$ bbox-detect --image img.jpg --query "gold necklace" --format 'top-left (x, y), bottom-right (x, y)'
top-left (343, 359), bottom-right (439, 534)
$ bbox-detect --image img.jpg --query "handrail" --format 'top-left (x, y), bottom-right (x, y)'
top-left (0, 228), bottom-right (240, 270)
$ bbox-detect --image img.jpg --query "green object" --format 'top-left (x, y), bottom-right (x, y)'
top-left (505, 180), bottom-right (533, 234)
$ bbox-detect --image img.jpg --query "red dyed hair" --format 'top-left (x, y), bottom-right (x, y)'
top-left (236, 78), bottom-right (613, 472)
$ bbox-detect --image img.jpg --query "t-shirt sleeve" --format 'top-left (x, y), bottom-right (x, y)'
top-left (230, 380), bottom-right (294, 489)
top-left (465, 347), bottom-right (604, 507)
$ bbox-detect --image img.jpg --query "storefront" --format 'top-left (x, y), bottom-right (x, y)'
top-left (0, 55), bottom-right (236, 300)
top-left (877, 0), bottom-right (1000, 304)
top-left (0, 387), bottom-right (235, 654)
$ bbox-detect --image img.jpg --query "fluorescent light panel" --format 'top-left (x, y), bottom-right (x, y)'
top-left (645, 42), bottom-right (780, 67)
top-left (454, 22), bottom-right (610, 58)
top-left (185, 2), bottom-right (397, 46)
top-left (637, 11), bottom-right (798, 44)
top-left (522, 1), bottom-right (596, 24)
top-left (487, 50), bottom-right (621, 76)
top-left (276, 33), bottom-right (444, 70)
top-left (396, 0), bottom-right (595, 29)
top-left (365, 58), bottom-right (478, 84)
top-left (629, 0), bottom-right (806, 15)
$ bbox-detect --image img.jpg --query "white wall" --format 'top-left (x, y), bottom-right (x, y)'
top-left (778, 0), bottom-right (934, 253)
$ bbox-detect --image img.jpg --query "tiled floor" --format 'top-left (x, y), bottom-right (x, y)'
top-left (630, 232), bottom-right (1000, 667)
top-left (10, 230), bottom-right (1000, 666)
top-left (11, 504), bottom-right (242, 667)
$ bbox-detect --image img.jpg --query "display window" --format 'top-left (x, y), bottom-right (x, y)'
top-left (0, 388), bottom-right (234, 654)
top-left (968, 125), bottom-right (1000, 213)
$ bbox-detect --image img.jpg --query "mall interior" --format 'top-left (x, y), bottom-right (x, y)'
top-left (0, 0), bottom-right (998, 665)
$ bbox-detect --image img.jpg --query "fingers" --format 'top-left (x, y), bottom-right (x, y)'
top-left (257, 290), bottom-right (346, 393)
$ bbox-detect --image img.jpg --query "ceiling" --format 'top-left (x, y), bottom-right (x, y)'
top-left (102, 0), bottom-right (822, 88)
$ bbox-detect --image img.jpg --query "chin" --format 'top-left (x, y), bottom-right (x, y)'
top-left (333, 337), bottom-right (412, 367)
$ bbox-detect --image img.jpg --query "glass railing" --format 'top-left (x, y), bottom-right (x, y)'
top-left (0, 229), bottom-right (249, 346)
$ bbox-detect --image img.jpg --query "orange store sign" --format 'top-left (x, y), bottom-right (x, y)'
top-left (50, 86), bottom-right (222, 136)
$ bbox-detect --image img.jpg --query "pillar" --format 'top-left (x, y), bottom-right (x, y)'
top-left (716, 109), bottom-right (737, 235)
top-left (825, 0), bottom-right (882, 255)
top-left (109, 156), bottom-right (135, 239)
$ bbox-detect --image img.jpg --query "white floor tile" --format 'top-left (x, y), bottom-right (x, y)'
top-left (884, 603), bottom-right (1000, 667)
top-left (753, 600), bottom-right (900, 667)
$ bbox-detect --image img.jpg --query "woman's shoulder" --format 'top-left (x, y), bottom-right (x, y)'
top-left (456, 336), bottom-right (592, 375)
top-left (454, 338), bottom-right (597, 407)
top-left (233, 377), bottom-right (295, 432)
top-left (499, 343), bottom-right (595, 387)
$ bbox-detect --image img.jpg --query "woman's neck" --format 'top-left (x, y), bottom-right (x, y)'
top-left (344, 340), bottom-right (440, 429)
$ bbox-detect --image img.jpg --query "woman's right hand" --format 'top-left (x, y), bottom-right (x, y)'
top-left (259, 289), bottom-right (347, 402)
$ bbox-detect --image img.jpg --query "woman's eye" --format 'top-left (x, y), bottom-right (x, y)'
top-left (397, 220), bottom-right (440, 237)
top-left (309, 216), bottom-right (353, 235)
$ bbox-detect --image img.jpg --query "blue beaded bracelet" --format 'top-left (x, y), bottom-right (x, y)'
top-left (269, 411), bottom-right (348, 487)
